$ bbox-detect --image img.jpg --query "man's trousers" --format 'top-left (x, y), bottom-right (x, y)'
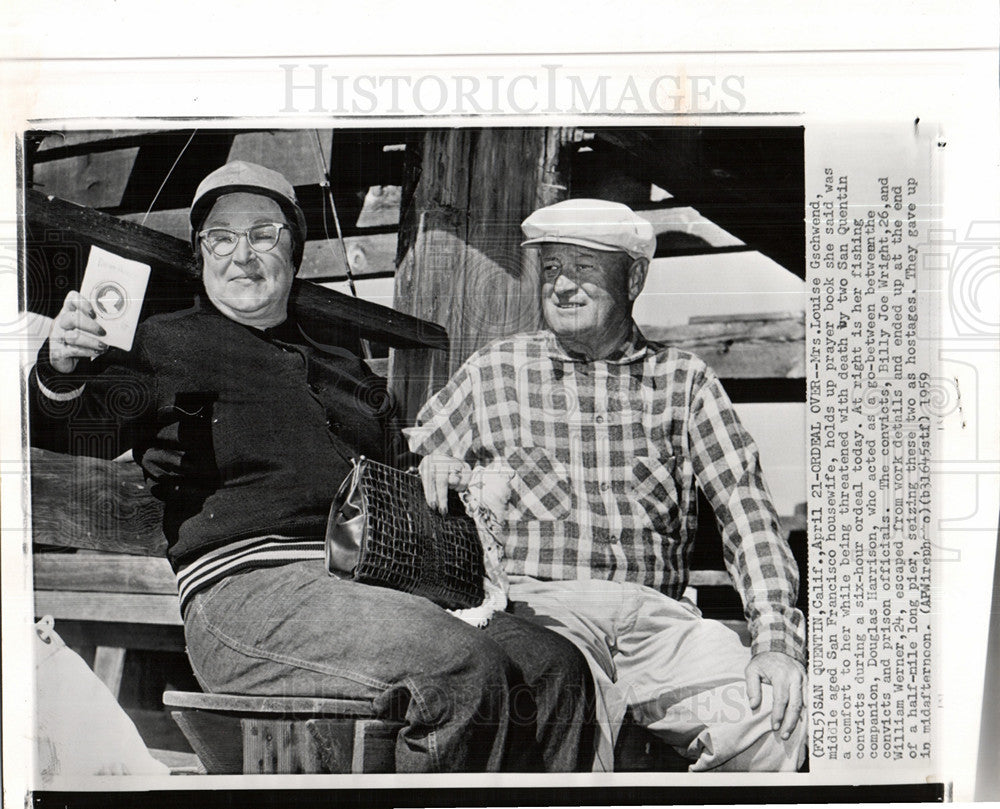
top-left (508, 575), bottom-right (807, 772)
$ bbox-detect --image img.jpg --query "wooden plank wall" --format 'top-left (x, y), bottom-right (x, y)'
top-left (648, 312), bottom-right (805, 379)
top-left (390, 128), bottom-right (571, 422)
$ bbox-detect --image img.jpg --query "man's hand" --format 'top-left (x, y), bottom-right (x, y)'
top-left (417, 453), bottom-right (471, 514)
top-left (745, 650), bottom-right (806, 740)
top-left (48, 291), bottom-right (108, 374)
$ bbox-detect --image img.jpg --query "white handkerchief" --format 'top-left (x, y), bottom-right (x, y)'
top-left (79, 246), bottom-right (151, 351)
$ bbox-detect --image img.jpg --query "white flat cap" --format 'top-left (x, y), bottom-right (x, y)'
top-left (520, 198), bottom-right (656, 261)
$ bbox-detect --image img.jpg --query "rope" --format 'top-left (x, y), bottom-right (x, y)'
top-left (311, 129), bottom-right (359, 298)
top-left (310, 129), bottom-right (372, 359)
top-left (140, 129), bottom-right (198, 227)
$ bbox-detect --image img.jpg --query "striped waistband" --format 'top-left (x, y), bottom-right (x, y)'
top-left (176, 535), bottom-right (326, 615)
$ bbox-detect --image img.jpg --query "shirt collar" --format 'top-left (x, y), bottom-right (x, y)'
top-left (545, 321), bottom-right (649, 364)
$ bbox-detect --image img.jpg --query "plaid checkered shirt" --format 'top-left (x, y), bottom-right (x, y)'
top-left (406, 325), bottom-right (805, 662)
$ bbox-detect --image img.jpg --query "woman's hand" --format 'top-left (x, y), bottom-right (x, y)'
top-left (47, 291), bottom-right (108, 374)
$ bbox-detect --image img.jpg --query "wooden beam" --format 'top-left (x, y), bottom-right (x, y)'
top-left (30, 447), bottom-right (167, 555)
top-left (34, 553), bottom-right (177, 595)
top-left (591, 129), bottom-right (805, 278)
top-left (30, 129), bottom-right (257, 164)
top-left (34, 591), bottom-right (183, 625)
top-left (163, 691), bottom-right (378, 717)
top-left (645, 313), bottom-right (805, 380)
top-left (168, 710), bottom-right (243, 774)
top-left (718, 378), bottom-right (806, 403)
top-left (92, 647), bottom-right (128, 697)
top-left (654, 245), bottom-right (753, 261)
top-left (27, 188), bottom-right (196, 270)
top-left (296, 231), bottom-right (398, 281)
top-left (390, 128), bottom-right (570, 421)
top-left (147, 749), bottom-right (205, 775)
top-left (45, 620), bottom-right (186, 653)
top-left (25, 189), bottom-right (448, 351)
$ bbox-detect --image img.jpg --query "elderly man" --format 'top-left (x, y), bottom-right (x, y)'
top-left (408, 198), bottom-right (807, 771)
top-left (29, 161), bottom-right (595, 773)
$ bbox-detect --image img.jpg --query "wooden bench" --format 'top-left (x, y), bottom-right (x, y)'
top-left (162, 692), bottom-right (401, 774)
top-left (30, 447), bottom-right (399, 774)
top-left (32, 446), bottom-right (800, 773)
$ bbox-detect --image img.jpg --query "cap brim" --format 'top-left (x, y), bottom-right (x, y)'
top-left (190, 184), bottom-right (307, 241)
top-left (520, 236), bottom-right (626, 253)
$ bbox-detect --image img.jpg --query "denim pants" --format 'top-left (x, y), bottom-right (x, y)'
top-left (182, 560), bottom-right (594, 772)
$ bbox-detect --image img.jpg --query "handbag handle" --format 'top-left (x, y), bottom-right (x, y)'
top-left (325, 457), bottom-right (367, 574)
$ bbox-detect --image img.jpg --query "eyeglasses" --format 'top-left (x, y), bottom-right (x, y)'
top-left (198, 223), bottom-right (289, 257)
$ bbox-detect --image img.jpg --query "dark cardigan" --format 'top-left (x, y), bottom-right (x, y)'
top-left (30, 296), bottom-right (404, 571)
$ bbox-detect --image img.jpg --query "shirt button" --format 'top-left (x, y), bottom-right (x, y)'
top-left (596, 415), bottom-right (604, 424)
top-left (600, 482), bottom-right (610, 491)
top-left (609, 534), bottom-right (620, 544)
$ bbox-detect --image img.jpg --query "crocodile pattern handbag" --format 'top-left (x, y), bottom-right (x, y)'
top-left (325, 457), bottom-right (485, 610)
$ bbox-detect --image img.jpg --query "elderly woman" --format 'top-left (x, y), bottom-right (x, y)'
top-left (29, 161), bottom-right (594, 773)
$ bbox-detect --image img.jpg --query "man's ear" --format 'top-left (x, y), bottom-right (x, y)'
top-left (626, 257), bottom-right (649, 301)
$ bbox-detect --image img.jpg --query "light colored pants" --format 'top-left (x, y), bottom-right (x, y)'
top-left (508, 575), bottom-right (807, 772)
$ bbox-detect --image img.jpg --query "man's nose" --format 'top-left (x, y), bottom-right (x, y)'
top-left (552, 272), bottom-right (579, 295)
